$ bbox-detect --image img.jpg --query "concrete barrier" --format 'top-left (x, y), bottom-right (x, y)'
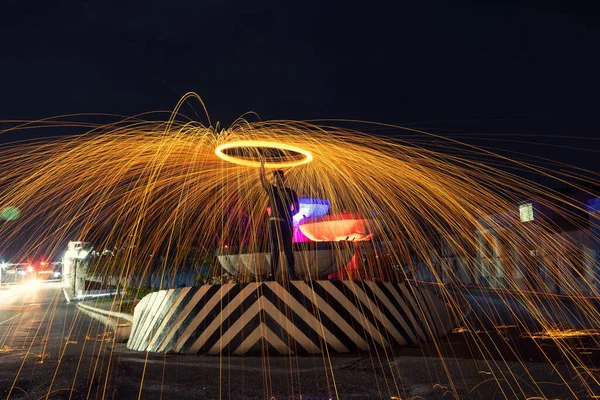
top-left (127, 280), bottom-right (461, 355)
top-left (76, 303), bottom-right (133, 342)
top-left (63, 288), bottom-right (124, 303)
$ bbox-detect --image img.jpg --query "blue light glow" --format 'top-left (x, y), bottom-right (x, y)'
top-left (293, 198), bottom-right (330, 224)
top-left (292, 198), bottom-right (330, 242)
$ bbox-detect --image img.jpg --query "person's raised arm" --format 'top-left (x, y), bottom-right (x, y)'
top-left (259, 154), bottom-right (269, 191)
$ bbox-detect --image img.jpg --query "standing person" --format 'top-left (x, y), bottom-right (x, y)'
top-left (260, 157), bottom-right (299, 281)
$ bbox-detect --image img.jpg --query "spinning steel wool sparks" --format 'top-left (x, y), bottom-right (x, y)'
top-left (214, 140), bottom-right (313, 168)
top-left (0, 94), bottom-right (599, 399)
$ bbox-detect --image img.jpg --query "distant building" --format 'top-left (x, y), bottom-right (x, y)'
top-left (417, 186), bottom-right (600, 296)
top-left (62, 241), bottom-right (91, 296)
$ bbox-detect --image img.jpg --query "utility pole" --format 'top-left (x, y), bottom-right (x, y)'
top-left (73, 258), bottom-right (77, 296)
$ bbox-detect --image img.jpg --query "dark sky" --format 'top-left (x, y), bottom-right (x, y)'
top-left (0, 1), bottom-right (598, 169)
top-left (0, 0), bottom-right (599, 260)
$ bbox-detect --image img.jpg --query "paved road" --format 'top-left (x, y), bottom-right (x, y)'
top-left (0, 281), bottom-right (112, 399)
top-left (1, 282), bottom-right (598, 399)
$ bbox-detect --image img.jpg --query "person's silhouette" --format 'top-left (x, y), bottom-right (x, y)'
top-left (260, 157), bottom-right (299, 281)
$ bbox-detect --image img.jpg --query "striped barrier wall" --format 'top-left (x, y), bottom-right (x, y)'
top-left (127, 280), bottom-right (460, 355)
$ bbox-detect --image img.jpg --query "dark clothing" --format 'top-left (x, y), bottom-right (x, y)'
top-left (265, 184), bottom-right (298, 280)
top-left (266, 185), bottom-right (298, 225)
top-left (269, 219), bottom-right (297, 280)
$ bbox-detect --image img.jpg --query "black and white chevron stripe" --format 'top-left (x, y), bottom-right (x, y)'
top-left (127, 281), bottom-right (457, 355)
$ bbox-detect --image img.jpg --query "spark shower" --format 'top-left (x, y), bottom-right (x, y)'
top-left (0, 93), bottom-right (599, 398)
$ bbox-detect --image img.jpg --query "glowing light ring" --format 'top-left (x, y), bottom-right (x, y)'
top-left (215, 140), bottom-right (313, 168)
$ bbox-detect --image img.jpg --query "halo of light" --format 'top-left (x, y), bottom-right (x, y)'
top-left (215, 140), bottom-right (313, 168)
top-left (0, 206), bottom-right (20, 221)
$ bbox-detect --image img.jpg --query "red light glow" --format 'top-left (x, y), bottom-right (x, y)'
top-left (299, 214), bottom-right (373, 242)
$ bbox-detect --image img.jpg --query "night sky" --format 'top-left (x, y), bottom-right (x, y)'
top-left (0, 1), bottom-right (598, 169)
top-left (0, 0), bottom-right (599, 261)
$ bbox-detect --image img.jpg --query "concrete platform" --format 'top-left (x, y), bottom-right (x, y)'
top-left (127, 280), bottom-right (462, 355)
